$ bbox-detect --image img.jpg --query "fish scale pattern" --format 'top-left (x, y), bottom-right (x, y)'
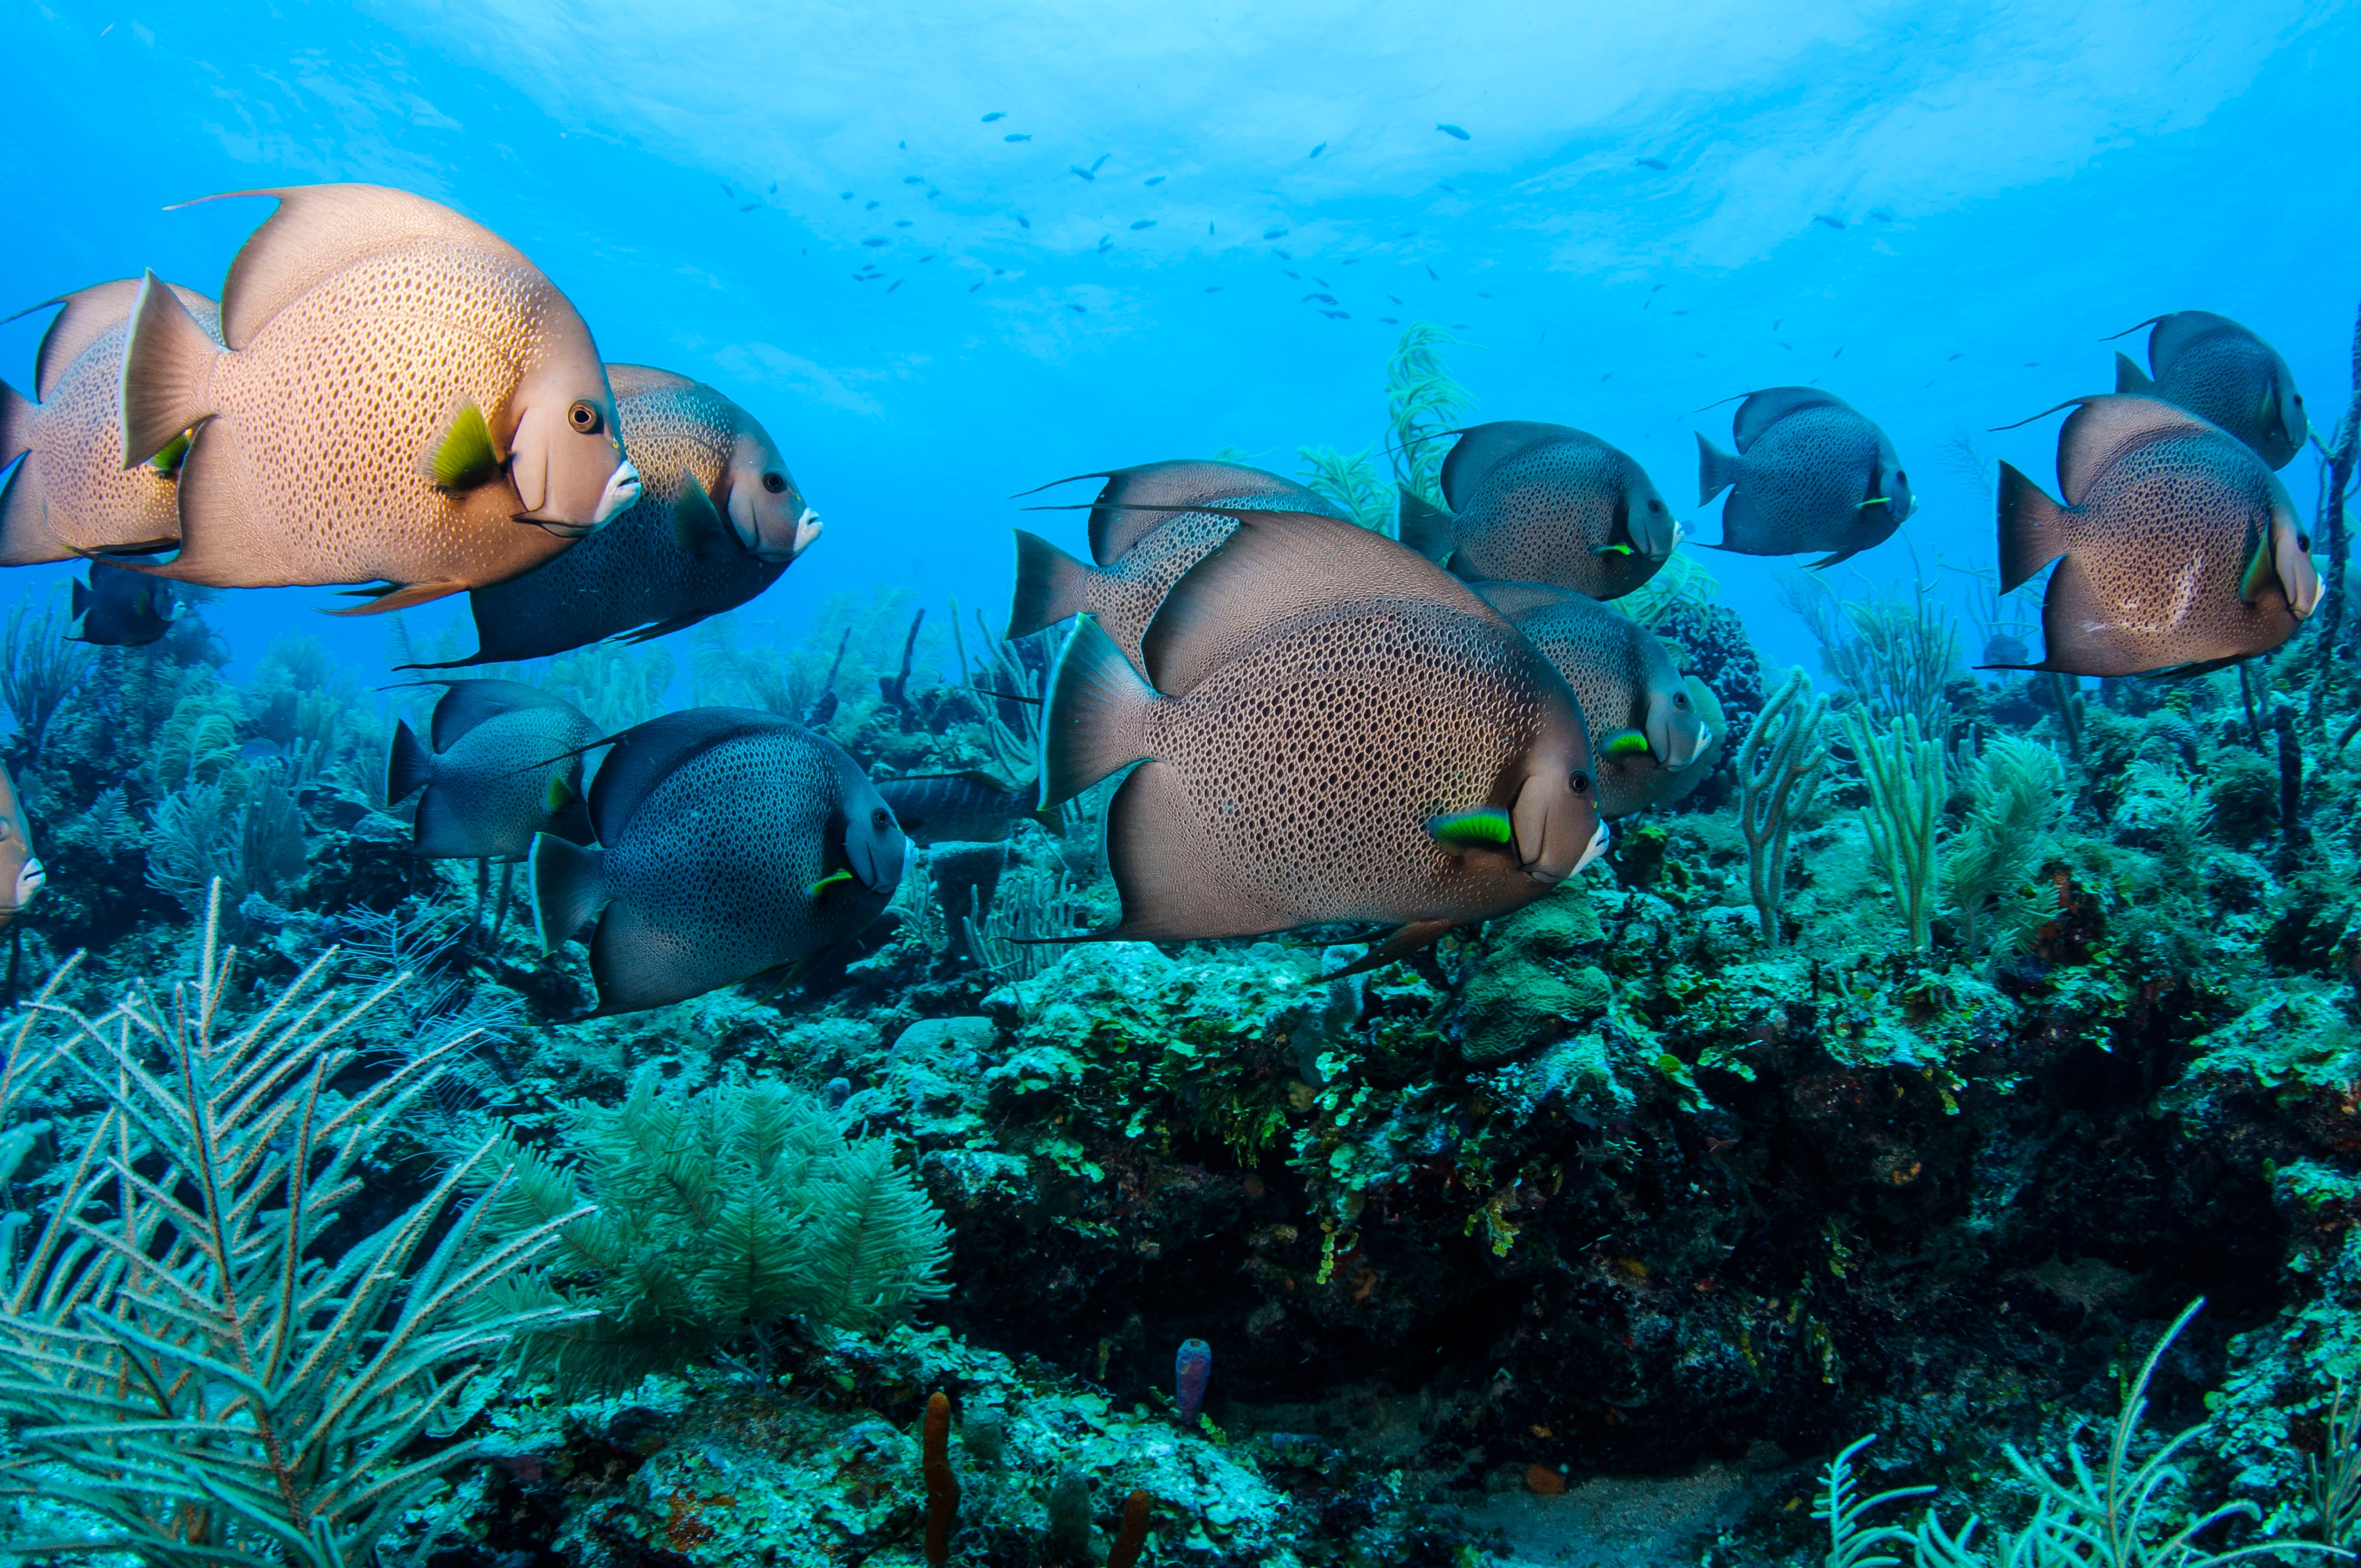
top-left (1138, 600), bottom-right (1562, 930)
top-left (1493, 590), bottom-right (1693, 818)
top-left (458, 370), bottom-right (792, 661)
top-left (2049, 432), bottom-right (2298, 673)
top-left (1730, 404), bottom-right (1896, 554)
top-left (1081, 510), bottom-right (1242, 662)
top-left (2154, 333), bottom-right (2300, 468)
top-left (1449, 437), bottom-right (1668, 598)
top-left (599, 730), bottom-right (885, 1008)
top-left (181, 238), bottom-right (591, 590)
top-left (0, 291), bottom-right (219, 565)
top-left (418, 706), bottom-right (597, 858)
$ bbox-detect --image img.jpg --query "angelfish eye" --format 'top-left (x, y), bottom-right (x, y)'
top-left (2299, 532), bottom-right (2314, 553)
top-left (763, 472), bottom-right (788, 494)
top-left (871, 807), bottom-right (892, 831)
top-left (567, 400), bottom-right (602, 434)
top-left (1570, 771), bottom-right (1592, 796)
top-left (1674, 693), bottom-right (1690, 708)
top-left (1647, 498), bottom-right (1666, 513)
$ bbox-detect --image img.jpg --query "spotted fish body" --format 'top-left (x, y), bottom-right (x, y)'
top-left (0, 279), bottom-right (220, 565)
top-left (1469, 581), bottom-right (1711, 818)
top-left (69, 560), bottom-right (182, 646)
top-left (1696, 388), bottom-right (1910, 568)
top-left (2114, 311), bottom-right (2306, 470)
top-left (1040, 510), bottom-right (1607, 967)
top-left (414, 366), bottom-right (819, 667)
top-left (878, 771), bottom-right (1051, 845)
top-left (1006, 459), bottom-right (1343, 666)
top-left (387, 680), bottom-right (597, 859)
top-left (1994, 394), bottom-right (2318, 678)
top-left (1399, 422), bottom-right (1678, 600)
top-left (113, 185), bottom-right (639, 613)
top-left (530, 709), bottom-right (908, 1016)
top-left (0, 759), bottom-right (44, 930)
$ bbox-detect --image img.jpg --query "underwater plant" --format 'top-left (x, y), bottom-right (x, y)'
top-left (1384, 323), bottom-right (1476, 511)
top-left (0, 585), bottom-right (95, 765)
top-left (1787, 573), bottom-right (1963, 735)
top-left (1739, 668), bottom-right (1830, 946)
top-left (144, 774), bottom-right (308, 916)
top-left (1294, 443), bottom-right (1393, 530)
top-left (1816, 1435), bottom-right (1933, 1568)
top-left (1848, 711), bottom-right (1947, 951)
top-left (0, 884), bottom-right (585, 1567)
top-left (470, 1068), bottom-right (952, 1392)
top-left (1946, 736), bottom-right (2067, 952)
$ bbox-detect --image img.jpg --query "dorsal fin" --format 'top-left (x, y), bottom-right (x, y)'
top-left (1082, 459), bottom-right (1333, 563)
top-left (588, 707), bottom-right (802, 842)
top-left (1438, 422), bottom-right (1574, 508)
top-left (202, 184), bottom-right (529, 349)
top-left (1140, 508), bottom-right (1504, 696)
top-left (2057, 394), bottom-right (2223, 507)
top-left (606, 362), bottom-right (703, 401)
top-left (2146, 311), bottom-right (2249, 375)
top-left (422, 678), bottom-right (581, 753)
top-left (14, 280), bottom-right (218, 401)
top-left (1466, 579), bottom-right (1587, 622)
top-left (1732, 386), bottom-right (1851, 452)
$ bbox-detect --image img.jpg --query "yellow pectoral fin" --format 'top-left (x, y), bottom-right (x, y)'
top-left (431, 401), bottom-right (502, 491)
top-left (2239, 527), bottom-right (2275, 604)
top-left (808, 868), bottom-right (855, 896)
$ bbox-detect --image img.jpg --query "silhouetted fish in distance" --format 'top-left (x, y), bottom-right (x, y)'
top-left (2109, 311), bottom-right (2306, 470)
top-left (878, 771), bottom-right (1059, 846)
top-left (1993, 395), bottom-right (2318, 678)
top-left (388, 680), bottom-right (597, 859)
top-left (531, 709), bottom-right (907, 1016)
top-left (68, 561), bottom-right (183, 646)
top-left (1037, 509), bottom-right (1605, 974)
top-left (1438, 123), bottom-right (1471, 140)
top-left (1400, 423), bottom-right (1680, 601)
top-left (1695, 387), bottom-right (1910, 568)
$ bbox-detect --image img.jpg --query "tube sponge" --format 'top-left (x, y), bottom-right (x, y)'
top-left (924, 1391), bottom-right (958, 1564)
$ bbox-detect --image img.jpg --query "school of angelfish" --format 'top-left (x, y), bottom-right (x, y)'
top-left (0, 183), bottom-right (2322, 1011)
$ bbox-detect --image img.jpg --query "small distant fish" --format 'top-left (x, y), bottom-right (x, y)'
top-left (2112, 311), bottom-right (2306, 469)
top-left (388, 680), bottom-right (596, 859)
top-left (1310, 142), bottom-right (1326, 158)
top-left (1205, 286), bottom-right (1223, 293)
top-left (899, 140), bottom-right (907, 149)
top-left (1070, 165), bottom-right (1096, 181)
top-left (1005, 133), bottom-right (1031, 142)
top-left (1302, 292), bottom-right (1336, 304)
top-left (1380, 316), bottom-right (1399, 324)
top-left (863, 237), bottom-right (889, 247)
top-left (1283, 270), bottom-right (1301, 280)
top-left (866, 200), bottom-right (880, 209)
top-left (1478, 291), bottom-right (1495, 300)
top-left (918, 254), bottom-right (935, 263)
top-left (894, 219), bottom-right (913, 228)
top-left (1438, 123), bottom-right (1470, 140)
top-left (768, 182), bottom-right (777, 194)
top-left (67, 561), bottom-right (182, 646)
top-left (1131, 220), bottom-right (1156, 231)
top-left (1096, 236), bottom-right (1113, 253)
top-left (1637, 157), bottom-right (1669, 170)
top-left (1671, 309), bottom-right (1688, 316)
top-left (720, 182), bottom-right (733, 197)
top-left (1868, 207), bottom-right (1895, 223)
top-left (1470, 581), bottom-right (1716, 817)
top-left (1017, 214), bottom-right (1031, 228)
top-left (1696, 387), bottom-right (1911, 568)
top-left (903, 176), bottom-right (924, 186)
top-left (1070, 302), bottom-right (1088, 313)
top-left (993, 268), bottom-right (1005, 276)
top-left (840, 191), bottom-right (854, 200)
top-left (1264, 226), bottom-right (1288, 240)
top-left (877, 771), bottom-right (1056, 846)
top-left (1426, 265), bottom-right (1441, 281)
top-left (1948, 352), bottom-right (1963, 362)
top-left (1833, 346), bottom-right (1844, 358)
top-left (738, 203), bottom-right (760, 213)
top-left (0, 760), bottom-right (43, 929)
top-left (1401, 423), bottom-right (1680, 600)
top-left (1386, 295), bottom-right (1403, 304)
top-left (1314, 276), bottom-right (1330, 287)
top-left (1994, 395), bottom-right (2318, 677)
top-left (1321, 310), bottom-right (1350, 319)
top-left (531, 710), bottom-right (907, 1016)
top-left (1145, 175), bottom-right (1165, 185)
top-left (970, 282), bottom-right (983, 293)
top-left (1091, 154), bottom-right (1111, 172)
top-left (982, 111), bottom-right (1007, 122)
top-left (1982, 631), bottom-right (2030, 667)
top-left (1813, 213), bottom-right (1847, 230)
top-left (1440, 183), bottom-right (1458, 193)
top-left (887, 280), bottom-right (903, 293)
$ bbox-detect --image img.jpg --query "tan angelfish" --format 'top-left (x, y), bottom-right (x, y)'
top-left (113, 184), bottom-right (641, 613)
top-left (0, 277), bottom-right (221, 565)
top-left (0, 760), bottom-right (46, 931)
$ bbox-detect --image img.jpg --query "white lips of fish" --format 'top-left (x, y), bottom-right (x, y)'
top-left (1574, 820), bottom-right (1611, 875)
top-left (13, 857), bottom-right (44, 908)
top-left (789, 507), bottom-right (824, 559)
top-left (594, 460), bottom-right (643, 526)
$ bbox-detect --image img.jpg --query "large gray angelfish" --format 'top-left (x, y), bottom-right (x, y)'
top-left (1399, 422), bottom-right (1679, 600)
top-left (531, 709), bottom-right (907, 1016)
top-left (1696, 387), bottom-right (1910, 568)
top-left (2111, 310), bottom-right (2306, 470)
top-left (1994, 394), bottom-right (2319, 678)
top-left (1038, 508), bottom-right (1607, 973)
top-left (387, 680), bottom-right (597, 859)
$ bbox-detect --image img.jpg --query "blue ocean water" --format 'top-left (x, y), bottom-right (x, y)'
top-left (6, 0), bottom-right (2354, 678)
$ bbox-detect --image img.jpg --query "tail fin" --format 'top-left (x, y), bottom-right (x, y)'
top-left (118, 270), bottom-right (220, 467)
top-left (386, 719), bottom-right (435, 802)
top-left (530, 831), bottom-right (610, 952)
top-left (1996, 461), bottom-right (2070, 593)
top-left (69, 578), bottom-right (88, 618)
top-left (1695, 432), bottom-right (1742, 504)
top-left (2113, 351), bottom-right (2155, 395)
top-left (1396, 487), bottom-right (1455, 562)
top-left (1040, 617), bottom-right (1157, 808)
top-left (1008, 529), bottom-right (1103, 640)
top-left (0, 379), bottom-right (32, 471)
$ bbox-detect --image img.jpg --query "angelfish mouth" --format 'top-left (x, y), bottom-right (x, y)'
top-left (593, 461), bottom-right (643, 526)
top-left (1574, 821), bottom-right (1610, 874)
top-left (759, 506), bottom-right (824, 564)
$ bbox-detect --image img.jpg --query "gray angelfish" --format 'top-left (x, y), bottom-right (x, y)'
top-left (531, 709), bottom-right (908, 1016)
top-left (0, 759), bottom-right (44, 932)
top-left (387, 680), bottom-right (597, 858)
top-left (1467, 581), bottom-right (1712, 818)
top-left (1994, 394), bottom-right (2319, 678)
top-left (878, 771), bottom-right (1058, 846)
top-left (69, 560), bottom-right (184, 647)
top-left (1007, 459), bottom-right (1342, 667)
top-left (407, 365), bottom-right (821, 668)
top-left (1399, 422), bottom-right (1679, 600)
top-left (1696, 387), bottom-right (1911, 568)
top-left (113, 184), bottom-right (639, 613)
top-left (0, 278), bottom-right (221, 565)
top-left (2111, 311), bottom-right (2305, 470)
top-left (1038, 509), bottom-right (1608, 973)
